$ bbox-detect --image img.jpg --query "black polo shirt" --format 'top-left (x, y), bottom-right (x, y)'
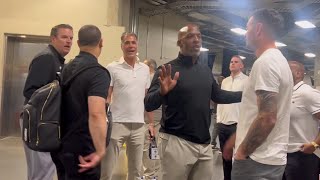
top-left (145, 53), bottom-right (242, 144)
top-left (23, 45), bottom-right (65, 103)
top-left (60, 51), bottom-right (110, 155)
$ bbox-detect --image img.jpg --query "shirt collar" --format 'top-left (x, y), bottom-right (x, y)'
top-left (117, 56), bottom-right (142, 67)
top-left (48, 44), bottom-right (65, 64)
top-left (293, 81), bottom-right (304, 91)
top-left (177, 52), bottom-right (199, 66)
top-left (232, 72), bottom-right (244, 79)
top-left (79, 51), bottom-right (98, 62)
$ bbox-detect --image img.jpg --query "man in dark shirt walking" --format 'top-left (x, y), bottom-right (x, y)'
top-left (55, 25), bottom-right (110, 180)
top-left (22, 24), bottom-right (73, 180)
top-left (145, 24), bottom-right (241, 180)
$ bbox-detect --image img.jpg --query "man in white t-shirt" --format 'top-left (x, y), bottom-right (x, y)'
top-left (283, 61), bottom-right (320, 180)
top-left (100, 32), bottom-right (153, 180)
top-left (217, 55), bottom-right (248, 180)
top-left (224, 9), bottom-right (293, 180)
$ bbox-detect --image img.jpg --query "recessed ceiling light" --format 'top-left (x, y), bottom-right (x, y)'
top-left (200, 47), bottom-right (209, 52)
top-left (295, 21), bottom-right (316, 28)
top-left (239, 55), bottom-right (246, 60)
top-left (304, 53), bottom-right (316, 58)
top-left (230, 28), bottom-right (247, 35)
top-left (19, 35), bottom-right (26, 38)
top-left (275, 41), bottom-right (287, 47)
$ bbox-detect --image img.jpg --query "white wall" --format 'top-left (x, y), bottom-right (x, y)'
top-left (0, 0), bottom-right (130, 106)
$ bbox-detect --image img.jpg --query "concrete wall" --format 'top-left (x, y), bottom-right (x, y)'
top-left (137, 10), bottom-right (223, 74)
top-left (137, 13), bottom-right (189, 65)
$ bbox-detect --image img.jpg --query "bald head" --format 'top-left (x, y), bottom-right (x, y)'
top-left (288, 61), bottom-right (305, 85)
top-left (177, 24), bottom-right (202, 58)
top-left (177, 24), bottom-right (200, 45)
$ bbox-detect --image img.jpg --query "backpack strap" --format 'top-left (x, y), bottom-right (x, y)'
top-left (63, 64), bottom-right (106, 87)
top-left (61, 64), bottom-right (109, 142)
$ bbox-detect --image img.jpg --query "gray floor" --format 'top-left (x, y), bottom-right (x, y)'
top-left (0, 137), bottom-right (224, 180)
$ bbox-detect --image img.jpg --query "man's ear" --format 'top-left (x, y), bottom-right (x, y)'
top-left (240, 63), bottom-right (244, 69)
top-left (256, 23), bottom-right (263, 37)
top-left (99, 39), bottom-right (103, 48)
top-left (177, 40), bottom-right (181, 47)
top-left (51, 36), bottom-right (55, 43)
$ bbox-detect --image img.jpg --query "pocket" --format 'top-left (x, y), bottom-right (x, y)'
top-left (234, 157), bottom-right (250, 163)
top-left (59, 152), bottom-right (79, 176)
top-left (158, 133), bottom-right (170, 159)
top-left (22, 109), bottom-right (31, 142)
top-left (37, 122), bottom-right (61, 151)
top-left (22, 105), bottom-right (37, 145)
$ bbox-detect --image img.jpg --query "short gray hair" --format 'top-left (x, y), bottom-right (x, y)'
top-left (121, 32), bottom-right (138, 44)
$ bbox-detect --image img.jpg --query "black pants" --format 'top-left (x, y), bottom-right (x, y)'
top-left (283, 151), bottom-right (319, 180)
top-left (218, 123), bottom-right (237, 180)
top-left (52, 151), bottom-right (101, 180)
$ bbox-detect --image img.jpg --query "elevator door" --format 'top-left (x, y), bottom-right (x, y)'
top-left (1, 35), bottom-right (49, 137)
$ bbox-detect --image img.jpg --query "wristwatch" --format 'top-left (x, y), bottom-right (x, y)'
top-left (311, 141), bottom-right (319, 149)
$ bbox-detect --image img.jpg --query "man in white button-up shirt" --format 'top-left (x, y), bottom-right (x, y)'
top-left (283, 61), bottom-right (320, 180)
top-left (100, 32), bottom-right (153, 180)
top-left (216, 55), bottom-right (248, 180)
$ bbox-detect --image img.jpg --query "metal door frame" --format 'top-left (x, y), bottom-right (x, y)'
top-left (0, 34), bottom-right (50, 136)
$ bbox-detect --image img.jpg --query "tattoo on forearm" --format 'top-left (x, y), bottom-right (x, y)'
top-left (240, 90), bottom-right (278, 156)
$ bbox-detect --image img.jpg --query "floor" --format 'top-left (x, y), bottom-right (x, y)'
top-left (0, 136), bottom-right (224, 180)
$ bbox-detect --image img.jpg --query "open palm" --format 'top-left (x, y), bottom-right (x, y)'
top-left (159, 64), bottom-right (179, 96)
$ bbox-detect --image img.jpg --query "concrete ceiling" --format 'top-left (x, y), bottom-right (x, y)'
top-left (140, 0), bottom-right (320, 70)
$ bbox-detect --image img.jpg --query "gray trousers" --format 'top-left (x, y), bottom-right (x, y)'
top-left (232, 157), bottom-right (285, 180)
top-left (19, 118), bottom-right (56, 180)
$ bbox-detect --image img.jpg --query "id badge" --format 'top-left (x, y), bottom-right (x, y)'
top-left (149, 138), bottom-right (160, 160)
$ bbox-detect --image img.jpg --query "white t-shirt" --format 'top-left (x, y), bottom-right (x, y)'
top-left (288, 81), bottom-right (320, 153)
top-left (235, 48), bottom-right (293, 165)
top-left (217, 72), bottom-right (248, 125)
top-left (107, 57), bottom-right (150, 123)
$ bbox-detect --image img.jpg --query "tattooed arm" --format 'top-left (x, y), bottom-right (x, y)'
top-left (235, 90), bottom-right (278, 159)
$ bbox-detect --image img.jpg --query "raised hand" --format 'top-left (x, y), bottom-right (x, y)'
top-left (159, 64), bottom-right (179, 96)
